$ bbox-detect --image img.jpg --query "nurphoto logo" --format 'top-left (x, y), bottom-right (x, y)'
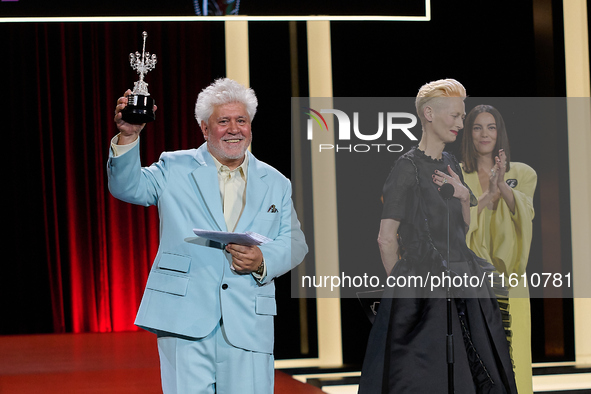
top-left (304, 107), bottom-right (419, 153)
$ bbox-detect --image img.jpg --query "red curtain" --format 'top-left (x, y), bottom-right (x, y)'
top-left (2, 22), bottom-right (219, 333)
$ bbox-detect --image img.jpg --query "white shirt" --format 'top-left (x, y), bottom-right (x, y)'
top-left (211, 154), bottom-right (248, 233)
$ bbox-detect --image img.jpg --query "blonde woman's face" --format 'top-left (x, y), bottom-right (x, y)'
top-left (428, 97), bottom-right (465, 144)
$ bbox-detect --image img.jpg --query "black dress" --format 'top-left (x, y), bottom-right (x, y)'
top-left (358, 147), bottom-right (517, 394)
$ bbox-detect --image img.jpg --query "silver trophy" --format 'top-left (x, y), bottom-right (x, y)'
top-left (121, 31), bottom-right (157, 124)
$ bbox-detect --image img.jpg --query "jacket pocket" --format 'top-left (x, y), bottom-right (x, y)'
top-left (157, 252), bottom-right (191, 273)
top-left (255, 295), bottom-right (277, 316)
top-left (253, 212), bottom-right (281, 240)
top-left (146, 271), bottom-right (189, 296)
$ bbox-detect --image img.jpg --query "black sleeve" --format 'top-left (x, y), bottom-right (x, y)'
top-left (381, 158), bottom-right (417, 221)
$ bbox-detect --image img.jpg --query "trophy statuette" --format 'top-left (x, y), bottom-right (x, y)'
top-left (121, 31), bottom-right (157, 124)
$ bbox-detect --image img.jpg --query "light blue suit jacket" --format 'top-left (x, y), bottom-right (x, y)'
top-left (107, 141), bottom-right (307, 354)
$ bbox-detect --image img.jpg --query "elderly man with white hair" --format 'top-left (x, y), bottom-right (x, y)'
top-left (108, 78), bottom-right (308, 394)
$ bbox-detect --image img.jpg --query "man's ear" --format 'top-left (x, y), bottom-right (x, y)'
top-left (201, 121), bottom-right (208, 140)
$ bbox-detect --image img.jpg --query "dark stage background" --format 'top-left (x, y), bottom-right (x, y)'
top-left (0, 0), bottom-right (579, 366)
top-left (2, 22), bottom-right (224, 334)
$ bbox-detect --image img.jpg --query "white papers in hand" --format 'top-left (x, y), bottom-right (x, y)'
top-left (192, 229), bottom-right (272, 246)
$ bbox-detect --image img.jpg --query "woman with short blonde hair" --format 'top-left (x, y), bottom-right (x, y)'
top-left (358, 80), bottom-right (517, 393)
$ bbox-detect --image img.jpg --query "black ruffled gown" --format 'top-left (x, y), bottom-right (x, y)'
top-left (358, 147), bottom-right (517, 394)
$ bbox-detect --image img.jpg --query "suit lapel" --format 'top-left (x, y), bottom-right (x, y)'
top-left (191, 144), bottom-right (227, 231)
top-left (234, 152), bottom-right (268, 234)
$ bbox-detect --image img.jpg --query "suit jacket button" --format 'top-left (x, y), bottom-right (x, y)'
top-left (222, 284), bottom-right (228, 290)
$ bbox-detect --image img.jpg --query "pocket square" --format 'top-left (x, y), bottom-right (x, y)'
top-left (267, 204), bottom-right (278, 213)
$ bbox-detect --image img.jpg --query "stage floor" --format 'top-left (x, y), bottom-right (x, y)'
top-left (1, 331), bottom-right (590, 393)
top-left (0, 331), bottom-right (324, 394)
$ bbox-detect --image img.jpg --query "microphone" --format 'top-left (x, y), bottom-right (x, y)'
top-left (440, 182), bottom-right (455, 200)
top-left (439, 180), bottom-right (455, 393)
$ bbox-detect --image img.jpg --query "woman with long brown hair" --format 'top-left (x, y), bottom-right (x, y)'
top-left (461, 104), bottom-right (537, 394)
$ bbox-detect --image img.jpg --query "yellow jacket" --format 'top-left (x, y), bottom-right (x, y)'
top-left (463, 162), bottom-right (537, 278)
top-left (462, 161), bottom-right (537, 394)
